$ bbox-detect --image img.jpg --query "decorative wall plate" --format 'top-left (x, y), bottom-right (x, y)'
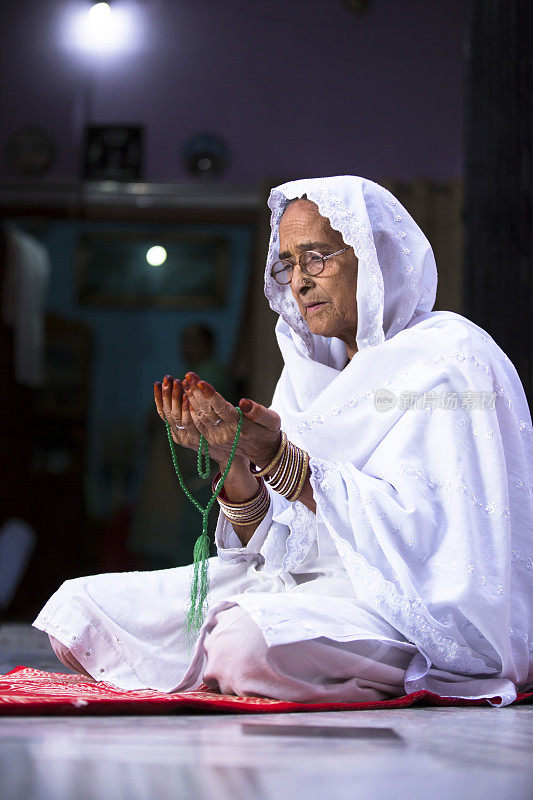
top-left (6, 127), bottom-right (55, 176)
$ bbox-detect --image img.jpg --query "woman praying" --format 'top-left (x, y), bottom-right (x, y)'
top-left (34, 176), bottom-right (533, 707)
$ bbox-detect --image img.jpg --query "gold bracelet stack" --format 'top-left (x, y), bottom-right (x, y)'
top-left (212, 471), bottom-right (271, 526)
top-left (250, 432), bottom-right (309, 503)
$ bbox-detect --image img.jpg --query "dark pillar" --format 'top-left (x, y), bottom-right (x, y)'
top-left (463, 0), bottom-right (533, 411)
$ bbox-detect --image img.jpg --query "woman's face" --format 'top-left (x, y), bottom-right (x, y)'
top-left (278, 199), bottom-right (359, 358)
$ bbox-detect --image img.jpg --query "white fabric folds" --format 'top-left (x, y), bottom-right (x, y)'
top-left (260, 175), bottom-right (533, 706)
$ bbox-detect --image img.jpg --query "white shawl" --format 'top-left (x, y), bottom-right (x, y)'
top-left (264, 175), bottom-right (533, 706)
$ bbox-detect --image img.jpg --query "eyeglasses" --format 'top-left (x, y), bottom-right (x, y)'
top-left (270, 247), bottom-right (351, 285)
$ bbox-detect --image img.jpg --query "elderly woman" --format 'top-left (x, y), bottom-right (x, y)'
top-left (34, 176), bottom-right (533, 707)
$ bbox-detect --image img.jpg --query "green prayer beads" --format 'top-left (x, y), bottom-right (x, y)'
top-left (197, 432), bottom-right (211, 480)
top-left (165, 407), bottom-right (243, 651)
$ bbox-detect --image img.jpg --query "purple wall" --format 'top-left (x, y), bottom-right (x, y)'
top-left (0, 0), bottom-right (466, 184)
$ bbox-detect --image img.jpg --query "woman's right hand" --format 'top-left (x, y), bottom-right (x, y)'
top-left (153, 374), bottom-right (231, 465)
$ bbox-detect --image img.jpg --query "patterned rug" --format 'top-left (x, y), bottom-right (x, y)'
top-left (1, 667), bottom-right (533, 715)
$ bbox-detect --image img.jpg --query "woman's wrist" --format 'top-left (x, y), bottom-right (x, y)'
top-left (249, 431), bottom-right (310, 504)
top-left (217, 455), bottom-right (258, 503)
top-left (213, 457), bottom-right (271, 543)
top-left (251, 431), bottom-right (284, 475)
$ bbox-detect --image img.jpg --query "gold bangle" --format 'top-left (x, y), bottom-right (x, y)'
top-left (212, 470), bottom-right (262, 507)
top-left (216, 477), bottom-right (271, 525)
top-left (222, 504), bottom-right (270, 526)
top-left (288, 449), bottom-right (309, 502)
top-left (266, 438), bottom-right (309, 502)
top-left (250, 431), bottom-right (287, 477)
top-left (269, 439), bottom-right (296, 493)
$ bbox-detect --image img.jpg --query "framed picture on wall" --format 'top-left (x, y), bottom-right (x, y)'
top-left (83, 125), bottom-right (143, 181)
top-left (76, 230), bottom-right (229, 307)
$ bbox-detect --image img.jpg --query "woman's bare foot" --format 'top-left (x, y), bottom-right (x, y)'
top-left (48, 634), bottom-right (97, 682)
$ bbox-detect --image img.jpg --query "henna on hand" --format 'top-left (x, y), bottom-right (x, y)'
top-left (182, 372), bottom-right (281, 467)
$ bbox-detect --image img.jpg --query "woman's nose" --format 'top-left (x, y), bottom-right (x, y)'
top-left (290, 264), bottom-right (315, 292)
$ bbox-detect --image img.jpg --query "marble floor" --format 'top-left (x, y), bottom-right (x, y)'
top-left (1, 623), bottom-right (533, 800)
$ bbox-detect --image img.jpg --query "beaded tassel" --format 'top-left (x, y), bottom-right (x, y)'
top-left (165, 407), bottom-right (243, 652)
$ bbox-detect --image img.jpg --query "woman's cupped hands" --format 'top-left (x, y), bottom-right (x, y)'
top-left (154, 372), bottom-right (282, 470)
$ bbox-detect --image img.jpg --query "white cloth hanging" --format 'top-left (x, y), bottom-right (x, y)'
top-left (33, 176), bottom-right (533, 706)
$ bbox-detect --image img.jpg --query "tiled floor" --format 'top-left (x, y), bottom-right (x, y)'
top-left (1, 623), bottom-right (533, 800)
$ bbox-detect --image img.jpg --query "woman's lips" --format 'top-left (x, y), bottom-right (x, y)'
top-left (306, 302), bottom-right (327, 314)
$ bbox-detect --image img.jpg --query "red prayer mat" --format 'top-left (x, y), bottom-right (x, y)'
top-left (1, 666), bottom-right (532, 715)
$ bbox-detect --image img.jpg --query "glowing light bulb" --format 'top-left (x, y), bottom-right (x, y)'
top-left (85, 2), bottom-right (117, 53)
top-left (146, 246), bottom-right (167, 267)
top-left (89, 3), bottom-right (111, 23)
top-left (62, 3), bottom-right (140, 58)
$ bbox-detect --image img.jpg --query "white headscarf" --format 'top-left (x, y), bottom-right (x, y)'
top-left (265, 175), bottom-right (533, 706)
top-left (265, 174), bottom-right (437, 356)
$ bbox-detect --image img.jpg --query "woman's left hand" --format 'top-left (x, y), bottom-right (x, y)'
top-left (182, 372), bottom-right (281, 469)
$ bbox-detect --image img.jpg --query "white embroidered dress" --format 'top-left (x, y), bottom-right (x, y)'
top-left (33, 176), bottom-right (533, 707)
